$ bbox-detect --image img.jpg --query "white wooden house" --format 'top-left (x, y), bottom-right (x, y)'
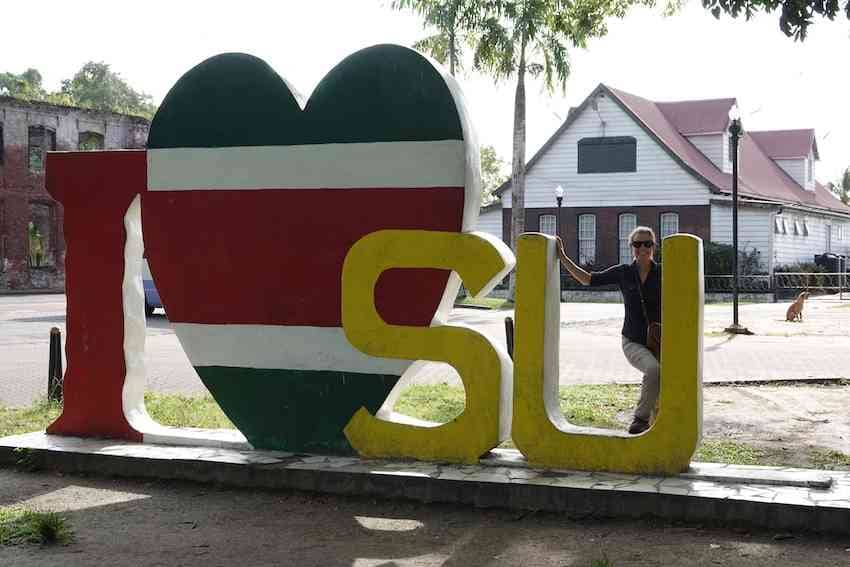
top-left (479, 84), bottom-right (850, 272)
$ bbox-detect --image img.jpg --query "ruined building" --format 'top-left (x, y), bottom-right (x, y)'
top-left (0, 96), bottom-right (149, 289)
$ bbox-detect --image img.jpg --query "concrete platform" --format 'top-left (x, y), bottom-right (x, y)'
top-left (1, 431), bottom-right (848, 535)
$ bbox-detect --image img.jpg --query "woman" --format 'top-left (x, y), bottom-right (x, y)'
top-left (556, 226), bottom-right (661, 435)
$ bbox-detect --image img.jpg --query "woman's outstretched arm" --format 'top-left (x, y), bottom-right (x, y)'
top-left (556, 237), bottom-right (591, 286)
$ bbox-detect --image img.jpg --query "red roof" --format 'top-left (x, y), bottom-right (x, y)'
top-left (656, 98), bottom-right (736, 134)
top-left (749, 129), bottom-right (819, 159)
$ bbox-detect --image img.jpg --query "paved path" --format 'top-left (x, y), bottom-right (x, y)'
top-left (2, 294), bottom-right (849, 407)
top-left (415, 297), bottom-right (850, 386)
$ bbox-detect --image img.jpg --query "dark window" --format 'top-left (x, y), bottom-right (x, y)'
top-left (577, 136), bottom-right (636, 174)
top-left (28, 126), bottom-right (56, 171)
top-left (0, 123), bottom-right (4, 165)
top-left (79, 131), bottom-right (104, 151)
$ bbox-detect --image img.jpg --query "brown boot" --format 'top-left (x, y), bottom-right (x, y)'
top-left (628, 417), bottom-right (650, 435)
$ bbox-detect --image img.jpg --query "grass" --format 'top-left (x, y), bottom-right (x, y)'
top-left (0, 399), bottom-right (61, 438)
top-left (455, 296), bottom-right (512, 310)
top-left (810, 448), bottom-right (850, 470)
top-left (591, 555), bottom-right (612, 567)
top-left (693, 439), bottom-right (767, 465)
top-left (2, 387), bottom-right (846, 470)
top-left (0, 507), bottom-right (73, 546)
top-left (392, 384), bottom-right (639, 431)
top-left (143, 392), bottom-right (234, 429)
top-left (394, 384), bottom-right (466, 423)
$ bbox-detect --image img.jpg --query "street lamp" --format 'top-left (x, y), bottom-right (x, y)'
top-left (724, 104), bottom-right (752, 335)
top-left (554, 184), bottom-right (564, 239)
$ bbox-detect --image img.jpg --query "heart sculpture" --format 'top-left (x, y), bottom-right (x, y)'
top-left (141, 46), bottom-right (480, 453)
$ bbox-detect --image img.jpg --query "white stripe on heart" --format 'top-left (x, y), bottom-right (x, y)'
top-left (147, 140), bottom-right (466, 191)
top-left (172, 323), bottom-right (412, 375)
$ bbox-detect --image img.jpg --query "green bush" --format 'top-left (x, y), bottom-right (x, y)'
top-left (702, 241), bottom-right (763, 275)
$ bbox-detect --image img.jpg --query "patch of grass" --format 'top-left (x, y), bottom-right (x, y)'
top-left (455, 296), bottom-right (512, 310)
top-left (144, 393), bottom-right (234, 429)
top-left (0, 399), bottom-right (61, 438)
top-left (394, 383), bottom-right (638, 432)
top-left (395, 384), bottom-right (465, 423)
top-left (591, 555), bottom-right (612, 567)
top-left (0, 507), bottom-right (73, 546)
top-left (558, 385), bottom-right (638, 429)
top-left (809, 449), bottom-right (850, 470)
top-left (693, 439), bottom-right (767, 465)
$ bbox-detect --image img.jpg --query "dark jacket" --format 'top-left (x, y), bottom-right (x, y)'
top-left (589, 261), bottom-right (661, 346)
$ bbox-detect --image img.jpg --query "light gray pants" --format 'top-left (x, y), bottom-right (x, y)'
top-left (621, 336), bottom-right (660, 422)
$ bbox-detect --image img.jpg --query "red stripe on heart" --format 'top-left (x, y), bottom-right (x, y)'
top-left (141, 187), bottom-right (465, 326)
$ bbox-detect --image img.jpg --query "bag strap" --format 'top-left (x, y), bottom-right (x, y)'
top-left (634, 265), bottom-right (651, 324)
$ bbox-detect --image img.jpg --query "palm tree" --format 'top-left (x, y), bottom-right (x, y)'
top-left (392, 0), bottom-right (481, 76)
top-left (472, 0), bottom-right (653, 297)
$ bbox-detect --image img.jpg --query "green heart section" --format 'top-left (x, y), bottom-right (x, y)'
top-left (148, 45), bottom-right (464, 149)
top-left (195, 366), bottom-right (400, 453)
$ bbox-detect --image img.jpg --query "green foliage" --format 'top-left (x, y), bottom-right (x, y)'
top-left (703, 241), bottom-right (763, 275)
top-left (0, 507), bottom-right (73, 546)
top-left (701, 0), bottom-right (850, 41)
top-left (480, 144), bottom-right (509, 202)
top-left (60, 62), bottom-right (156, 119)
top-left (773, 261), bottom-right (826, 273)
top-left (1, 62), bottom-right (156, 119)
top-left (828, 167), bottom-right (850, 205)
top-left (393, 0), bottom-right (481, 75)
top-left (0, 68), bottom-right (47, 100)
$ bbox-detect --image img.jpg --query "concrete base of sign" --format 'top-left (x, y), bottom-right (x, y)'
top-left (1, 432), bottom-right (847, 535)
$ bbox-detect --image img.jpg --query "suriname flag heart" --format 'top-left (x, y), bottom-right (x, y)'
top-left (141, 45), bottom-right (481, 453)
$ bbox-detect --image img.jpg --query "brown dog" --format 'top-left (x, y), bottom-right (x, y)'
top-left (785, 291), bottom-right (810, 322)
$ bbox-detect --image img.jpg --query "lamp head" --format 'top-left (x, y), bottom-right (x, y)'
top-left (554, 185), bottom-right (565, 199)
top-left (728, 104), bottom-right (743, 136)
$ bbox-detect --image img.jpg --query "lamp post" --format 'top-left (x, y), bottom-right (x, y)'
top-left (554, 184), bottom-right (564, 239)
top-left (724, 104), bottom-right (752, 335)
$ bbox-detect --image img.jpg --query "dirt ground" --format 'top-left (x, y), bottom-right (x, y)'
top-left (1, 469), bottom-right (849, 567)
top-left (699, 383), bottom-right (850, 466)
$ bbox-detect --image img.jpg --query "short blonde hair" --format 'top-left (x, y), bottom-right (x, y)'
top-left (628, 226), bottom-right (656, 244)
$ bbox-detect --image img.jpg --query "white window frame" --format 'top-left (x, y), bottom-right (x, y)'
top-left (618, 213), bottom-right (637, 265)
top-left (539, 214), bottom-right (557, 236)
top-left (774, 215), bottom-right (786, 234)
top-left (794, 217), bottom-right (804, 236)
top-left (660, 212), bottom-right (679, 239)
top-left (578, 214), bottom-right (596, 266)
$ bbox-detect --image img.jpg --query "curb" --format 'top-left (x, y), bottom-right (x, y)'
top-left (2, 433), bottom-right (848, 536)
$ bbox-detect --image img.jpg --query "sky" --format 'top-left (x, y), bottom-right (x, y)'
top-left (3, 1), bottom-right (848, 184)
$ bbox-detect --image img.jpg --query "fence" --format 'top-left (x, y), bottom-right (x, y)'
top-left (705, 272), bottom-right (849, 299)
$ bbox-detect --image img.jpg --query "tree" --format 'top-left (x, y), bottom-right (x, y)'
top-left (392, 0), bottom-right (482, 76)
top-left (0, 68), bottom-right (46, 100)
top-left (471, 0), bottom-right (654, 297)
top-left (480, 144), bottom-right (508, 203)
top-left (60, 62), bottom-right (156, 119)
top-left (828, 167), bottom-right (850, 205)
top-left (701, 0), bottom-right (850, 40)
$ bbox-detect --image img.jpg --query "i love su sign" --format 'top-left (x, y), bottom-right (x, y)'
top-left (45, 46), bottom-right (704, 475)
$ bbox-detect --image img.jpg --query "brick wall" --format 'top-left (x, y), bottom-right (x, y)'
top-left (502, 204), bottom-right (710, 268)
top-left (0, 98), bottom-right (149, 289)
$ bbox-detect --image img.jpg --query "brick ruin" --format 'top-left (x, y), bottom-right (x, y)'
top-left (0, 96), bottom-right (149, 289)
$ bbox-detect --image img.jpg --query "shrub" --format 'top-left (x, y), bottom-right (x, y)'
top-left (702, 241), bottom-right (763, 275)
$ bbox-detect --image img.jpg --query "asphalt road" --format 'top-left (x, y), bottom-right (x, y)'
top-left (2, 294), bottom-right (849, 407)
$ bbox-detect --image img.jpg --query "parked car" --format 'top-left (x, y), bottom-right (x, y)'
top-left (142, 258), bottom-right (163, 317)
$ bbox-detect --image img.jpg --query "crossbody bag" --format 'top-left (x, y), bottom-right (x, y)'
top-left (635, 267), bottom-right (662, 361)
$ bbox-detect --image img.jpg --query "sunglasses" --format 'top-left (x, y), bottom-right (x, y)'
top-left (631, 240), bottom-right (655, 248)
